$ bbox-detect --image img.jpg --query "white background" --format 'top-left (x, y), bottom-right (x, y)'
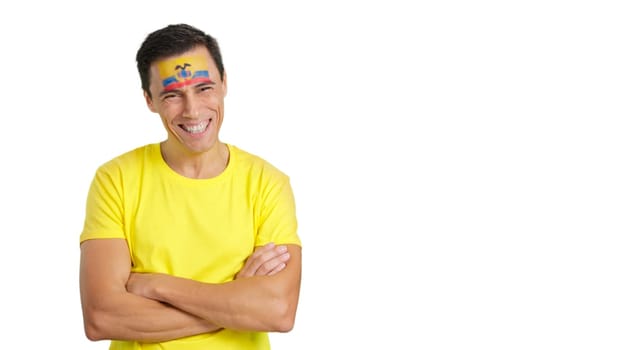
top-left (1, 1), bottom-right (621, 349)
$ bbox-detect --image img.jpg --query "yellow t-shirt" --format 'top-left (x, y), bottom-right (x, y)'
top-left (80, 143), bottom-right (300, 350)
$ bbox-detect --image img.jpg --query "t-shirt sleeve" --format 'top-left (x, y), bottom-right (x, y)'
top-left (80, 164), bottom-right (126, 243)
top-left (255, 172), bottom-right (301, 247)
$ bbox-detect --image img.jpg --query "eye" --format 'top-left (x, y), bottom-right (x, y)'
top-left (199, 85), bottom-right (213, 92)
top-left (162, 93), bottom-right (179, 100)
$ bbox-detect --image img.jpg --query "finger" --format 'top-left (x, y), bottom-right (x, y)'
top-left (236, 243), bottom-right (274, 276)
top-left (256, 252), bottom-right (290, 276)
top-left (238, 244), bottom-right (289, 278)
top-left (241, 243), bottom-right (276, 275)
top-left (267, 262), bottom-right (287, 276)
top-left (244, 244), bottom-right (288, 276)
top-left (237, 243), bottom-right (281, 278)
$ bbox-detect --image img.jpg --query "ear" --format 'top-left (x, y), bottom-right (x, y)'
top-left (144, 90), bottom-right (157, 113)
top-left (221, 72), bottom-right (228, 97)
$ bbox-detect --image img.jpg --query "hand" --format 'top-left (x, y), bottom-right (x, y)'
top-left (127, 272), bottom-right (161, 299)
top-left (236, 243), bottom-right (290, 279)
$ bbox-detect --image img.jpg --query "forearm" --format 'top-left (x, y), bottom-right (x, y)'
top-left (83, 289), bottom-right (221, 342)
top-left (142, 245), bottom-right (302, 332)
top-left (149, 275), bottom-right (297, 332)
top-left (80, 239), bottom-right (221, 342)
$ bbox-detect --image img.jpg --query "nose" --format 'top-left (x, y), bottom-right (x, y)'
top-left (183, 92), bottom-right (200, 118)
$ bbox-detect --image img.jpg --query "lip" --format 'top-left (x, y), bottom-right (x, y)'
top-left (178, 118), bottom-right (212, 137)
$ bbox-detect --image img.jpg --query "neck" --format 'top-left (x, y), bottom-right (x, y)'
top-left (160, 141), bottom-right (230, 179)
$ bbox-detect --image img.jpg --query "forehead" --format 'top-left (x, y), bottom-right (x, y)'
top-left (150, 46), bottom-right (219, 90)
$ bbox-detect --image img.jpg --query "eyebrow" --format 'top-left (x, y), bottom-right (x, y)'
top-left (194, 81), bottom-right (215, 89)
top-left (159, 80), bottom-right (215, 97)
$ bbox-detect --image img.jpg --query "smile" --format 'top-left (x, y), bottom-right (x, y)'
top-left (180, 119), bottom-right (211, 134)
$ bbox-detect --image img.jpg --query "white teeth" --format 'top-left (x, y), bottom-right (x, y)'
top-left (182, 121), bottom-right (209, 134)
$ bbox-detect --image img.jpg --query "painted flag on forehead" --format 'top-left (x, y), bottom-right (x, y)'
top-left (158, 56), bottom-right (213, 91)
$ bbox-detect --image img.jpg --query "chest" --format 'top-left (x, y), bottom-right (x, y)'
top-left (127, 179), bottom-right (257, 281)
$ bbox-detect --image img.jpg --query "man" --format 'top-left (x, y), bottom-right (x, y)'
top-left (79, 23), bottom-right (302, 349)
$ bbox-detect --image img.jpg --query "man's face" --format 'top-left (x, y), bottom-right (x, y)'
top-left (145, 46), bottom-right (227, 155)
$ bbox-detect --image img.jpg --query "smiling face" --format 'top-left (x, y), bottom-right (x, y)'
top-left (145, 45), bottom-right (227, 156)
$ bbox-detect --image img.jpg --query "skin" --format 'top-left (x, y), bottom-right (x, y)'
top-left (80, 240), bottom-right (294, 341)
top-left (126, 244), bottom-right (301, 332)
top-left (146, 45), bottom-right (229, 179)
top-left (80, 45), bottom-right (301, 342)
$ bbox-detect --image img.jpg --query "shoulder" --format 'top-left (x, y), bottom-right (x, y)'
top-left (94, 144), bottom-right (154, 179)
top-left (230, 144), bottom-right (290, 182)
top-left (99, 144), bottom-right (153, 169)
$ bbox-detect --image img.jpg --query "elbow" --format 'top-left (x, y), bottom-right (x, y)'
top-left (82, 308), bottom-right (110, 341)
top-left (271, 299), bottom-right (297, 333)
top-left (274, 317), bottom-right (295, 333)
top-left (84, 323), bottom-right (105, 341)
top-left (84, 321), bottom-right (105, 341)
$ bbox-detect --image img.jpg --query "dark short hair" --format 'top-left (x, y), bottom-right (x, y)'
top-left (136, 23), bottom-right (225, 97)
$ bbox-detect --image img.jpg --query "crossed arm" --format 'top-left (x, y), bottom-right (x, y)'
top-left (79, 239), bottom-right (301, 343)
